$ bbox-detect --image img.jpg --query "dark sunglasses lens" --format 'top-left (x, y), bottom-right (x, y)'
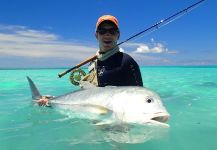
top-left (98, 29), bottom-right (107, 35)
top-left (109, 29), bottom-right (116, 35)
top-left (97, 28), bottom-right (118, 35)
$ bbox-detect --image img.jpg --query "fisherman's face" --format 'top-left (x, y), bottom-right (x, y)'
top-left (96, 22), bottom-right (120, 53)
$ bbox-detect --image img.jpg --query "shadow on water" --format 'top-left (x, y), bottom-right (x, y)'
top-left (48, 108), bottom-right (170, 145)
top-left (99, 123), bottom-right (169, 144)
top-left (5, 104), bottom-right (168, 145)
top-left (195, 82), bottom-right (217, 88)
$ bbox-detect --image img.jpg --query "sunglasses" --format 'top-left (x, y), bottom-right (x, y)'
top-left (97, 28), bottom-right (119, 35)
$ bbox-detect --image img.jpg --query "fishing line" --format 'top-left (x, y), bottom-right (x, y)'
top-left (117, 0), bottom-right (206, 45)
top-left (58, 0), bottom-right (206, 78)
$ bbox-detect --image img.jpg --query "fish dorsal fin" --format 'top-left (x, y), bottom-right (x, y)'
top-left (27, 76), bottom-right (42, 100)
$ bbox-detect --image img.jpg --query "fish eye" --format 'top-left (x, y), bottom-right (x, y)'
top-left (146, 97), bottom-right (154, 103)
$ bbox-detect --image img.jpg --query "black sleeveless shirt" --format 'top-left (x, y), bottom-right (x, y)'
top-left (96, 52), bottom-right (143, 87)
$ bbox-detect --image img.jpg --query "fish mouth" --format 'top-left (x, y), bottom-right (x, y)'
top-left (149, 112), bottom-right (170, 127)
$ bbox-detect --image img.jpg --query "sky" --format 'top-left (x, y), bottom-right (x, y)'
top-left (0, 0), bottom-right (216, 68)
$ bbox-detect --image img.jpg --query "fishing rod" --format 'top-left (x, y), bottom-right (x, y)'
top-left (58, 0), bottom-right (205, 78)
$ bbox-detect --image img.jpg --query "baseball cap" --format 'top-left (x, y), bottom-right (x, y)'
top-left (96, 15), bottom-right (119, 30)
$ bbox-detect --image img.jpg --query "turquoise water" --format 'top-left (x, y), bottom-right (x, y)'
top-left (0, 66), bottom-right (217, 150)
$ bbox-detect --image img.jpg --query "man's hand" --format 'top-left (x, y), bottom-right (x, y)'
top-left (36, 95), bottom-right (54, 106)
top-left (37, 97), bottom-right (49, 106)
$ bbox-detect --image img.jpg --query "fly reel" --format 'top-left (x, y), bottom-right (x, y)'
top-left (69, 68), bottom-right (86, 86)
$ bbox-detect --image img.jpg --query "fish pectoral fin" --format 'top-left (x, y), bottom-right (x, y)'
top-left (94, 120), bottom-right (113, 126)
top-left (81, 104), bottom-right (112, 115)
top-left (50, 102), bottom-right (112, 115)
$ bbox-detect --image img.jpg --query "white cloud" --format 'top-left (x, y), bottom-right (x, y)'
top-left (0, 24), bottom-right (97, 62)
top-left (137, 43), bottom-right (167, 53)
top-left (119, 46), bottom-right (173, 66)
top-left (122, 42), bottom-right (177, 54)
top-left (127, 52), bottom-right (173, 65)
top-left (135, 43), bottom-right (175, 54)
top-left (118, 41), bottom-right (178, 65)
top-left (119, 47), bottom-right (125, 52)
top-left (15, 29), bottom-right (58, 40)
top-left (0, 24), bottom-right (180, 67)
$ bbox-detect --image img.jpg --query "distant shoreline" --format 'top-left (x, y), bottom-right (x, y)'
top-left (0, 65), bottom-right (217, 70)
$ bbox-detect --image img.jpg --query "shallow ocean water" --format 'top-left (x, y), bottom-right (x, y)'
top-left (0, 66), bottom-right (217, 150)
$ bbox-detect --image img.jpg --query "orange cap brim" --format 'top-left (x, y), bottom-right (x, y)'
top-left (96, 15), bottom-right (119, 30)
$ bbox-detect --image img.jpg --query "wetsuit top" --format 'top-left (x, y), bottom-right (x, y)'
top-left (96, 52), bottom-right (143, 87)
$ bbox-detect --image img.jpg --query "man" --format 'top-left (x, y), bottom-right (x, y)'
top-left (38, 15), bottom-right (143, 106)
top-left (85, 15), bottom-right (143, 87)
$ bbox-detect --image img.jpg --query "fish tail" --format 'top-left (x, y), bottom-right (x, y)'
top-left (26, 76), bottom-right (42, 100)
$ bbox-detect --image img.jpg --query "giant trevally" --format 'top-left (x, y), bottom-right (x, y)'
top-left (27, 76), bottom-right (170, 143)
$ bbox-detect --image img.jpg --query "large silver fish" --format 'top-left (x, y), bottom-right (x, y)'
top-left (27, 76), bottom-right (169, 128)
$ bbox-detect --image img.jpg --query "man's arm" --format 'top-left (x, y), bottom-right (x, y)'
top-left (122, 54), bottom-right (143, 86)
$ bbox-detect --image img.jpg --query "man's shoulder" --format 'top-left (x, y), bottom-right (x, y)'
top-left (114, 52), bottom-right (134, 60)
top-left (121, 52), bottom-right (138, 64)
top-left (108, 51), bottom-right (138, 67)
top-left (122, 52), bottom-right (133, 59)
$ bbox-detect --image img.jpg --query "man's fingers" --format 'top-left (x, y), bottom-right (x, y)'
top-left (37, 99), bottom-right (48, 106)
